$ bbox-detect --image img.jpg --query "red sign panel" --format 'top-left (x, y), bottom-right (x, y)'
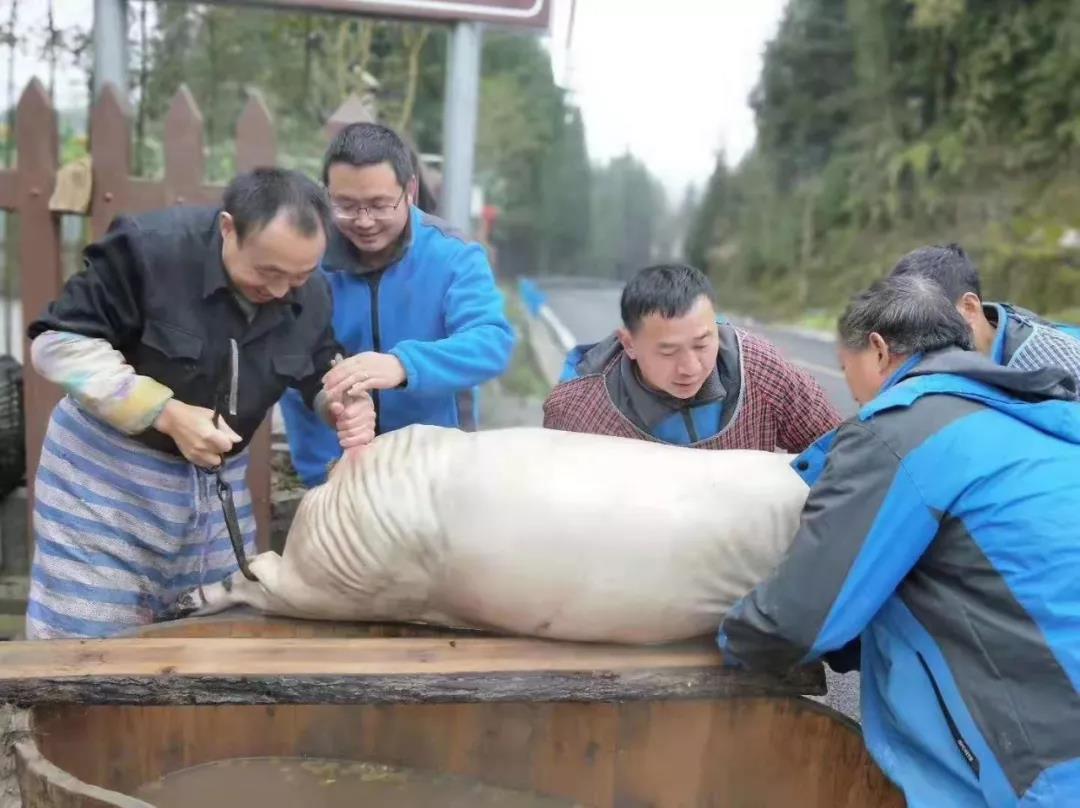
top-left (213, 0), bottom-right (551, 29)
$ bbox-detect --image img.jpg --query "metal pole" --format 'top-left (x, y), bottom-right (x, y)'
top-left (440, 21), bottom-right (482, 232)
top-left (93, 0), bottom-right (128, 99)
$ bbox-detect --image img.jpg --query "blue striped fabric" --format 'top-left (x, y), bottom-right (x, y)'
top-left (26, 396), bottom-right (256, 639)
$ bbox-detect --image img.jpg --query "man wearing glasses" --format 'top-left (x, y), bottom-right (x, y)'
top-left (279, 123), bottom-right (515, 487)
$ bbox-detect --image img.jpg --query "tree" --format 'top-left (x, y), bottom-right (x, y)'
top-left (535, 104), bottom-right (590, 275)
top-left (589, 154), bottom-right (667, 280)
top-left (691, 0), bottom-right (1080, 319)
top-left (685, 156), bottom-right (733, 270)
top-left (477, 31), bottom-right (589, 276)
top-left (12, 2), bottom-right (596, 281)
top-left (752, 0), bottom-right (855, 183)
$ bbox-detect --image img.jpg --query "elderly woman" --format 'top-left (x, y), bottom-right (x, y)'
top-left (717, 274), bottom-right (1080, 807)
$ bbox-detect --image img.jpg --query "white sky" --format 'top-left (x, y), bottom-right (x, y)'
top-left (3, 0), bottom-right (93, 112)
top-left (3, 0), bottom-right (788, 199)
top-left (548, 0), bottom-right (787, 199)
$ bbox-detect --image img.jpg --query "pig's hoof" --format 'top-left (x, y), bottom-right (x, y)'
top-left (161, 588), bottom-right (201, 621)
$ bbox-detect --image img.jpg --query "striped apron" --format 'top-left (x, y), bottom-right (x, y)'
top-left (26, 396), bottom-right (256, 639)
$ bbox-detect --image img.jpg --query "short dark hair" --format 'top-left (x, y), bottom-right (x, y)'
top-left (620, 264), bottom-right (716, 332)
top-left (838, 274), bottom-right (973, 355)
top-left (223, 167), bottom-right (331, 243)
top-left (322, 122), bottom-right (415, 187)
top-left (888, 243), bottom-right (981, 303)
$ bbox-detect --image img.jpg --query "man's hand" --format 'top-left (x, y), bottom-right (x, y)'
top-left (330, 391), bottom-right (376, 450)
top-left (154, 399), bottom-right (241, 468)
top-left (322, 352), bottom-right (406, 399)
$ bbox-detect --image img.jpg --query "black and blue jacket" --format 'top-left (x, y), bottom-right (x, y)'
top-left (718, 349), bottom-right (1080, 807)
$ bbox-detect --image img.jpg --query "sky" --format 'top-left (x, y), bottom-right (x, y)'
top-left (3, 0), bottom-right (94, 111)
top-left (3, 0), bottom-right (789, 200)
top-left (548, 0), bottom-right (788, 199)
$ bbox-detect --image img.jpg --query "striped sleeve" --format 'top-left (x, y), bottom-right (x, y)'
top-left (31, 330), bottom-right (173, 435)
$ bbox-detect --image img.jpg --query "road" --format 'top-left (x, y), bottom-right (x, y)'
top-left (534, 278), bottom-right (861, 718)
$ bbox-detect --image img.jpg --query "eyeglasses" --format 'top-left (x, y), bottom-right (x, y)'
top-left (331, 189), bottom-right (407, 222)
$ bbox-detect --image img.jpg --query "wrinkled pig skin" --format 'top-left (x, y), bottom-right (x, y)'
top-left (180, 425), bottom-right (810, 644)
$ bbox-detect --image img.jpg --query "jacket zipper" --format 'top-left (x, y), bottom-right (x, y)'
top-left (681, 409), bottom-right (700, 443)
top-left (365, 270), bottom-right (386, 435)
top-left (916, 651), bottom-right (980, 777)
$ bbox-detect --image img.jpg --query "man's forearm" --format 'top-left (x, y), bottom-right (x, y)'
top-left (31, 330), bottom-right (173, 434)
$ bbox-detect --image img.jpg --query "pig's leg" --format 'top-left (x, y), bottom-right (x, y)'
top-left (163, 552), bottom-right (288, 619)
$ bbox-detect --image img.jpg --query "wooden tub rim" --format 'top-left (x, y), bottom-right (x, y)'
top-left (15, 738), bottom-right (153, 808)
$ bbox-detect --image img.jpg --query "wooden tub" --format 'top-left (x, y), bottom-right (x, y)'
top-left (4, 611), bottom-right (903, 807)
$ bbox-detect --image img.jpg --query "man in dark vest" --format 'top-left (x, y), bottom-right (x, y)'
top-left (543, 263), bottom-right (841, 452)
top-left (25, 168), bottom-right (370, 638)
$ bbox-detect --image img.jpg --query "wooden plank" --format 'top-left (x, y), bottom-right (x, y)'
top-left (126, 177), bottom-right (222, 213)
top-left (0, 168), bottom-right (16, 210)
top-left (235, 89), bottom-right (276, 172)
top-left (324, 93), bottom-right (376, 142)
top-left (128, 608), bottom-right (493, 639)
top-left (89, 83), bottom-right (132, 239)
top-left (163, 85), bottom-right (205, 207)
top-left (15, 80), bottom-right (63, 526)
top-left (125, 178), bottom-right (164, 213)
top-left (0, 635), bottom-right (823, 706)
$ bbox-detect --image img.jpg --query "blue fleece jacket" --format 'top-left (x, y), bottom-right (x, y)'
top-left (280, 207), bottom-right (514, 486)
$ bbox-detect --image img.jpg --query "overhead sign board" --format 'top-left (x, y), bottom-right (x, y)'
top-left (211, 0), bottom-right (551, 29)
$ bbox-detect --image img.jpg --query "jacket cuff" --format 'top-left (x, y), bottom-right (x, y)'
top-left (389, 345), bottom-right (419, 391)
top-left (104, 377), bottom-right (174, 435)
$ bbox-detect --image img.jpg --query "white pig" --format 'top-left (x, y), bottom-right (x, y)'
top-left (175, 425), bottom-right (809, 644)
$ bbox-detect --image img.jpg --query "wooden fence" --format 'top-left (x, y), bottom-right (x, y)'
top-left (0, 78), bottom-right (363, 556)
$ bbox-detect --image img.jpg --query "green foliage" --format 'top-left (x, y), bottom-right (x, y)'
top-left (685, 157), bottom-right (735, 270)
top-left (498, 286), bottom-right (553, 399)
top-left (126, 5), bottom-right (607, 277)
top-left (140, 5), bottom-right (446, 181)
top-left (587, 154), bottom-right (667, 280)
top-left (6, 1), bottom-right (665, 282)
top-left (689, 0), bottom-right (1080, 318)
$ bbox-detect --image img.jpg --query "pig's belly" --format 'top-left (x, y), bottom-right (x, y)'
top-left (426, 431), bottom-right (808, 643)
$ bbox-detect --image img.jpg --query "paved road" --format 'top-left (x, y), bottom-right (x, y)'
top-left (536, 282), bottom-right (623, 347)
top-left (535, 279), bottom-right (861, 719)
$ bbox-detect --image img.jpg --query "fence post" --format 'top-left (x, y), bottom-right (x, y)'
top-left (236, 90), bottom-right (276, 173)
top-left (90, 83), bottom-right (132, 239)
top-left (323, 94), bottom-right (377, 144)
top-left (236, 89), bottom-right (277, 552)
top-left (15, 80), bottom-right (62, 528)
top-left (163, 85), bottom-right (207, 207)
